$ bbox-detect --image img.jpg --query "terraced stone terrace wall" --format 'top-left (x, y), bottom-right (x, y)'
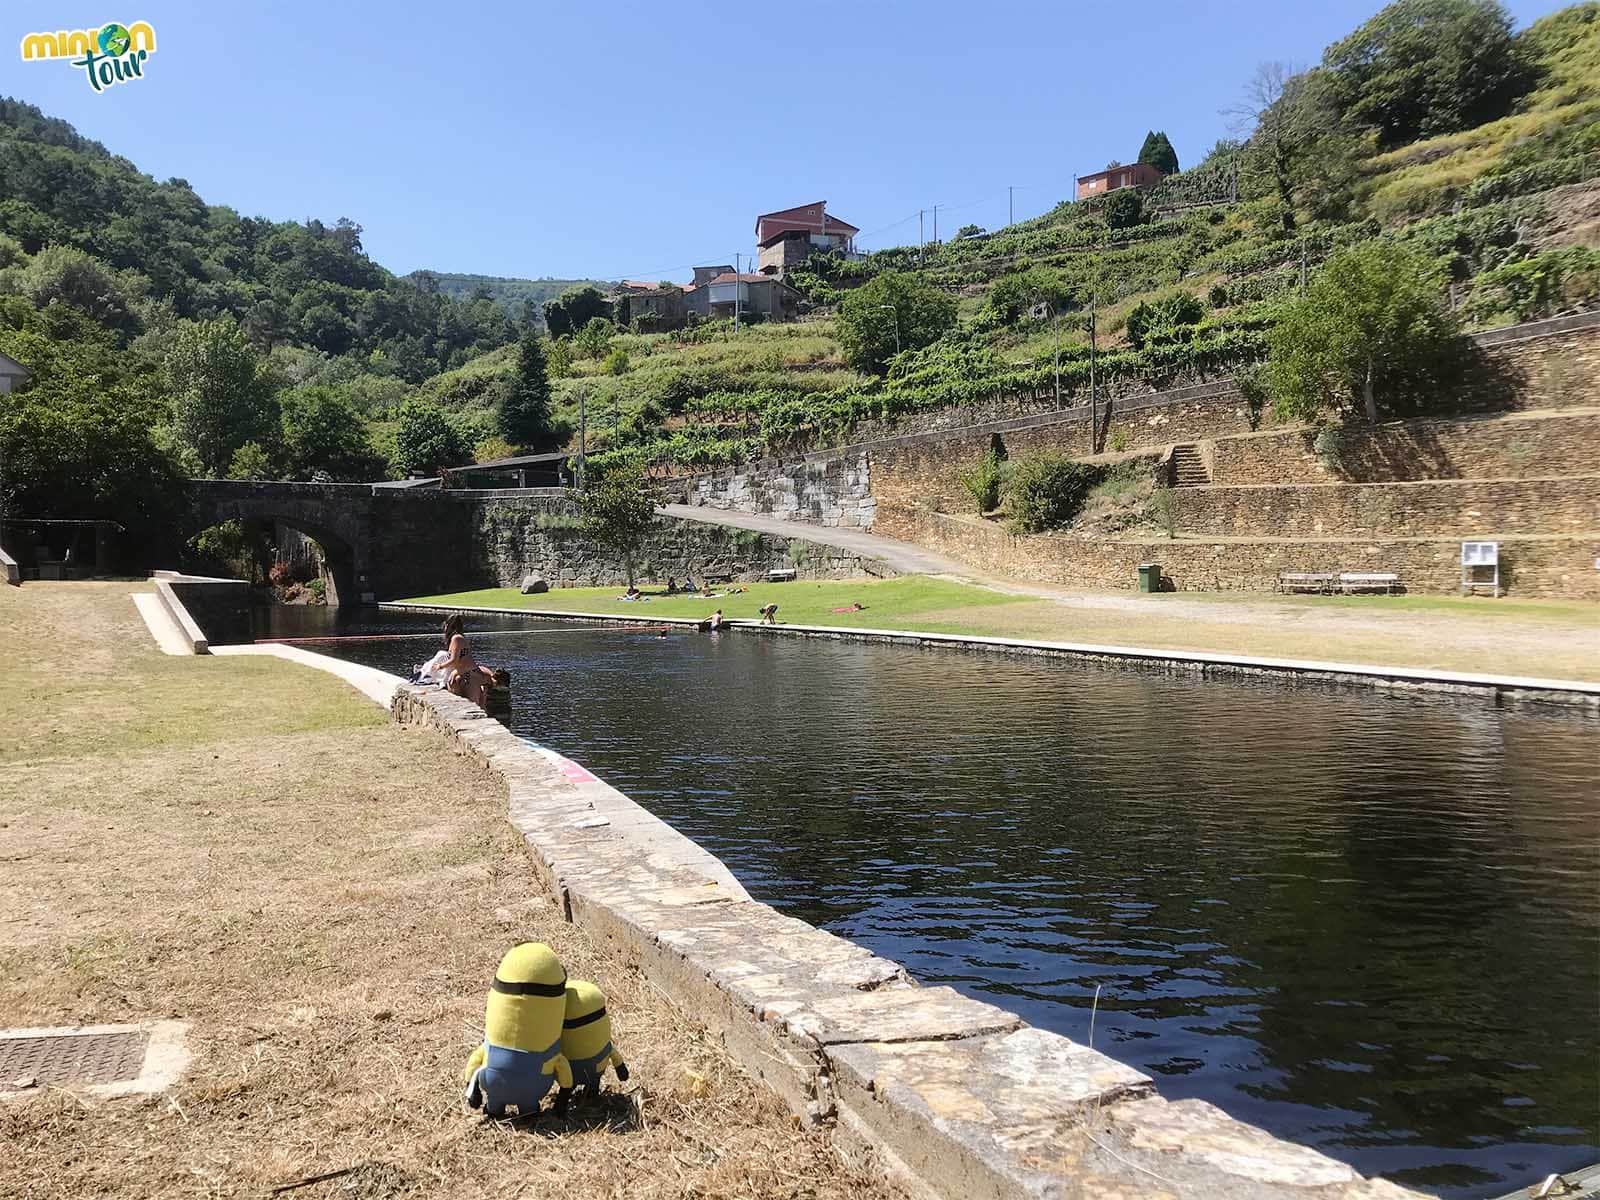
top-left (1211, 410), bottom-right (1600, 486)
top-left (876, 502), bottom-right (1600, 599)
top-left (1172, 475), bottom-right (1600, 539)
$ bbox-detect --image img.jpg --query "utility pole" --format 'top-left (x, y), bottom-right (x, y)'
top-left (932, 204), bottom-right (939, 245)
top-left (1088, 290), bottom-right (1098, 451)
top-left (918, 210), bottom-right (924, 261)
top-left (876, 304), bottom-right (900, 360)
top-left (1008, 186), bottom-right (1015, 227)
top-left (1048, 303), bottom-right (1061, 410)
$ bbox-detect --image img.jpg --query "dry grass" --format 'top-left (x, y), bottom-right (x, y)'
top-left (0, 583), bottom-right (902, 1200)
top-left (902, 591), bottom-right (1600, 681)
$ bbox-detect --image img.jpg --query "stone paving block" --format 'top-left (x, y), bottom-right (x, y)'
top-left (792, 986), bottom-right (1021, 1047)
top-left (827, 1028), bottom-right (1149, 1200)
top-left (1100, 1096), bottom-right (1373, 1192)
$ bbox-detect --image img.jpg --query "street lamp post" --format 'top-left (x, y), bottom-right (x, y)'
top-left (1044, 302), bottom-right (1061, 410)
top-left (875, 304), bottom-right (900, 362)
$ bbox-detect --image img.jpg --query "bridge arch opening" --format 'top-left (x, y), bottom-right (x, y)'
top-left (242, 515), bottom-right (357, 608)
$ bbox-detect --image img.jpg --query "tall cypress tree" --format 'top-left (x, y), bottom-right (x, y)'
top-left (498, 332), bottom-right (555, 450)
top-left (1138, 130), bottom-right (1180, 175)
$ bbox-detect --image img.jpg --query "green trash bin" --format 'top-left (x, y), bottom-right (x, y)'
top-left (1138, 562), bottom-right (1161, 593)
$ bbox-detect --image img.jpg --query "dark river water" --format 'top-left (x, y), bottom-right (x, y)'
top-left (257, 607), bottom-right (1599, 1198)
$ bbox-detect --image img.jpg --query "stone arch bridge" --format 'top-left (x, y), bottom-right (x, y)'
top-left (188, 479), bottom-right (486, 605)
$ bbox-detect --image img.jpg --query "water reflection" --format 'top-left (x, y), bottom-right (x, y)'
top-left (271, 608), bottom-right (1599, 1198)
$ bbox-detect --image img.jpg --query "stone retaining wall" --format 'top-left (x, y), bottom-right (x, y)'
top-left (1173, 476), bottom-right (1600, 539)
top-left (471, 496), bottom-right (892, 588)
top-left (391, 681), bottom-right (1420, 1200)
top-left (670, 450), bottom-right (874, 528)
top-left (1211, 411), bottom-right (1600, 486)
top-left (807, 314), bottom-right (1600, 519)
top-left (876, 502), bottom-right (1600, 599)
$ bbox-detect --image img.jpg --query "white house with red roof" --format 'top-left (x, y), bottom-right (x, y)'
top-left (755, 201), bottom-right (860, 276)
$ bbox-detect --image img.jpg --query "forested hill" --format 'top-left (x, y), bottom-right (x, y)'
top-left (0, 97), bottom-right (518, 382)
top-left (410, 272), bottom-right (614, 322)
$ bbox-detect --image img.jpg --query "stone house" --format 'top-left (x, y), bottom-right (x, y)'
top-left (702, 272), bottom-right (804, 323)
top-left (756, 202), bottom-right (860, 276)
top-left (0, 350), bottom-right (31, 394)
top-left (619, 281), bottom-right (689, 330)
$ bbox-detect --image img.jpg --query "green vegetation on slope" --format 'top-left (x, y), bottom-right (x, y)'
top-left (409, 271), bottom-right (613, 323)
top-left (426, 2), bottom-right (1598, 480)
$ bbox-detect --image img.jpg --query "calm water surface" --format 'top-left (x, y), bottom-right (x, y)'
top-left (262, 608), bottom-right (1599, 1198)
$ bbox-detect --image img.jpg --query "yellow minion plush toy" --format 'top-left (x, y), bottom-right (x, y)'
top-left (463, 943), bottom-right (574, 1118)
top-left (560, 979), bottom-right (629, 1098)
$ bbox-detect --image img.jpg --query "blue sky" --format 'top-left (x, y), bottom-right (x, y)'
top-left (4, 1), bottom-right (1563, 282)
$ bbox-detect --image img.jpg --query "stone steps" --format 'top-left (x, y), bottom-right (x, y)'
top-left (1171, 443), bottom-right (1211, 487)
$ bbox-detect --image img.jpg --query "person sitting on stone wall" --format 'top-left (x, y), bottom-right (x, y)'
top-left (440, 613), bottom-right (497, 708)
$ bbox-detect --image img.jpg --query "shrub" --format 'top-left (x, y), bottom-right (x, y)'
top-left (603, 345), bottom-right (631, 375)
top-left (1005, 452), bottom-right (1100, 533)
top-left (959, 447), bottom-right (1005, 513)
top-left (1102, 189), bottom-right (1144, 231)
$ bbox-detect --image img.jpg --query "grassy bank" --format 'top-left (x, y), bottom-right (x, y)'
top-left (401, 577), bottom-right (1600, 682)
top-left (401, 576), bottom-right (1026, 627)
top-left (0, 582), bottom-right (899, 1200)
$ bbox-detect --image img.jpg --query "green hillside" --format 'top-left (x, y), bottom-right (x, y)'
top-left (409, 271), bottom-right (614, 322)
top-left (2, 0), bottom-right (1597, 564)
top-left (421, 0), bottom-right (1597, 475)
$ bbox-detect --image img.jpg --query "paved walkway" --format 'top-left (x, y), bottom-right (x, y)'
top-left (659, 504), bottom-right (973, 576)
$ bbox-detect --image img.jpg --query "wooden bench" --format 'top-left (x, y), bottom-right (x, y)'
top-left (766, 566), bottom-right (797, 582)
top-left (1276, 572), bottom-right (1335, 594)
top-left (1337, 572), bottom-right (1400, 594)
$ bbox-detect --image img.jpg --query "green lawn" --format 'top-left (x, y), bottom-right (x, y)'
top-left (399, 576), bottom-right (1029, 627)
top-left (399, 576), bottom-right (1599, 680)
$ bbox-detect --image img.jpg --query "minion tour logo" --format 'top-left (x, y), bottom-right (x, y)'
top-left (20, 22), bottom-right (157, 93)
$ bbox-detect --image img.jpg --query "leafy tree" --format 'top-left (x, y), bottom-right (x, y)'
top-left (574, 317), bottom-right (616, 360)
top-left (279, 385), bottom-right (384, 480)
top-left (1263, 240), bottom-right (1465, 423)
top-left (543, 285), bottom-right (611, 338)
top-left (227, 440), bottom-right (274, 480)
top-left (166, 318), bottom-right (279, 476)
top-left (580, 462), bottom-right (658, 588)
top-left (1101, 188), bottom-right (1144, 231)
top-left (0, 305), bottom-right (185, 558)
top-left (1231, 64), bottom-right (1358, 231)
top-left (836, 271), bottom-right (958, 374)
top-left (392, 401), bottom-right (468, 476)
top-left (6, 244), bottom-right (143, 335)
top-left (1322, 0), bottom-right (1531, 149)
top-left (955, 224), bottom-right (985, 239)
top-left (985, 268), bottom-right (1075, 326)
top-left (498, 333), bottom-right (557, 449)
top-left (1137, 130), bottom-right (1180, 175)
